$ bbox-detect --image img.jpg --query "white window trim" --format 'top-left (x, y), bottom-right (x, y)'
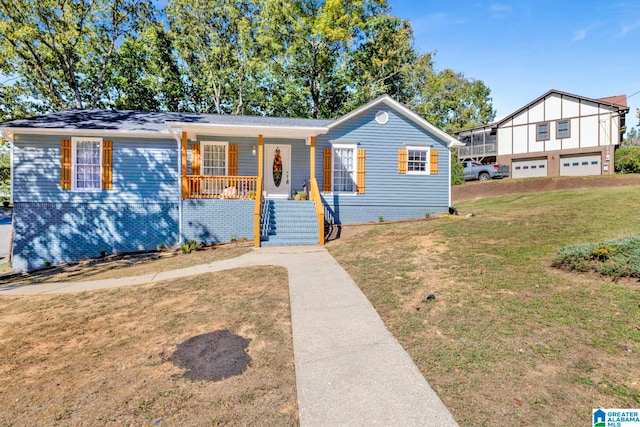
top-left (406, 144), bottom-right (431, 175)
top-left (200, 141), bottom-right (228, 176)
top-left (71, 136), bottom-right (102, 192)
top-left (331, 142), bottom-right (358, 195)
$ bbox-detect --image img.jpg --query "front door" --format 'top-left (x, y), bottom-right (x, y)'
top-left (264, 144), bottom-right (291, 198)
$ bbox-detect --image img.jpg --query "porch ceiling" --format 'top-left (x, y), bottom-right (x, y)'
top-left (167, 122), bottom-right (329, 139)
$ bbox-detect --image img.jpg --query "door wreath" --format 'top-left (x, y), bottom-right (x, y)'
top-left (273, 147), bottom-right (282, 187)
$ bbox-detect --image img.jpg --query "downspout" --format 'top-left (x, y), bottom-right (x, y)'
top-left (1, 129), bottom-right (15, 262)
top-left (447, 142), bottom-right (452, 209)
top-left (167, 125), bottom-right (183, 246)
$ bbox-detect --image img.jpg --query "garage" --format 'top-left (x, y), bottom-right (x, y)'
top-left (512, 158), bottom-right (548, 179)
top-left (560, 154), bottom-right (601, 176)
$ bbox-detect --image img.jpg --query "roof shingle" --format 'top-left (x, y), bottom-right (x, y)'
top-left (0, 109), bottom-right (332, 133)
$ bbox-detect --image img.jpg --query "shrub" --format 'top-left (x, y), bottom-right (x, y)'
top-left (0, 168), bottom-right (10, 182)
top-left (181, 240), bottom-right (198, 254)
top-left (451, 149), bottom-right (465, 186)
top-left (590, 245), bottom-right (617, 261)
top-left (614, 147), bottom-right (640, 173)
top-left (553, 236), bottom-right (640, 279)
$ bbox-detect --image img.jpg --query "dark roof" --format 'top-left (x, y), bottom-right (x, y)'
top-left (0, 109), bottom-right (332, 132)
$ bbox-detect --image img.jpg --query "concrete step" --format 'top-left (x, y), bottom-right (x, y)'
top-left (260, 199), bottom-right (320, 246)
top-left (261, 238), bottom-right (319, 247)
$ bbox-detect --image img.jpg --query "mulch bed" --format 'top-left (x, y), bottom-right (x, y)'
top-left (168, 330), bottom-right (252, 382)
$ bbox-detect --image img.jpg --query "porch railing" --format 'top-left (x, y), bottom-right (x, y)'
top-left (458, 143), bottom-right (497, 158)
top-left (183, 175), bottom-right (258, 199)
top-left (309, 177), bottom-right (325, 246)
top-left (253, 178), bottom-right (263, 247)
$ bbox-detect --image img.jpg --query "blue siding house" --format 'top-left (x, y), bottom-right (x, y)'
top-left (0, 96), bottom-right (462, 271)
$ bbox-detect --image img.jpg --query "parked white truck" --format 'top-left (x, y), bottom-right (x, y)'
top-left (462, 161), bottom-right (510, 181)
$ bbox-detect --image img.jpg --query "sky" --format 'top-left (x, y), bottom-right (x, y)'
top-left (388, 1), bottom-right (640, 129)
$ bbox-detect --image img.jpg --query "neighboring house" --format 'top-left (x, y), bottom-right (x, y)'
top-left (455, 90), bottom-right (628, 178)
top-left (0, 95), bottom-right (462, 272)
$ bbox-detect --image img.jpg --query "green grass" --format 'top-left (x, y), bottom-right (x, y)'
top-left (328, 185), bottom-right (640, 426)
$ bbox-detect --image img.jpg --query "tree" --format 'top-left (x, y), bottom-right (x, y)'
top-left (623, 127), bottom-right (639, 146)
top-left (167, 0), bottom-right (262, 114)
top-left (0, 0), bottom-right (496, 132)
top-left (410, 68), bottom-right (495, 134)
top-left (345, 13), bottom-right (494, 133)
top-left (0, 82), bottom-right (46, 121)
top-left (348, 13), bottom-right (422, 107)
top-left (0, 0), bottom-right (155, 111)
top-left (109, 23), bottom-right (184, 111)
top-left (257, 0), bottom-right (387, 118)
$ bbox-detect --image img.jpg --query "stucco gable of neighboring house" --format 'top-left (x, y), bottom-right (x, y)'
top-left (453, 90), bottom-right (629, 137)
top-left (494, 89), bottom-right (629, 128)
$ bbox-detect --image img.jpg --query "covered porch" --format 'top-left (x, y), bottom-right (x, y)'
top-left (457, 125), bottom-right (497, 163)
top-left (167, 121), bottom-right (329, 247)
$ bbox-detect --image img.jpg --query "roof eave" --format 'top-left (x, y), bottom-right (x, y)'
top-left (166, 122), bottom-right (329, 138)
top-left (453, 123), bottom-right (498, 135)
top-left (0, 126), bottom-right (173, 140)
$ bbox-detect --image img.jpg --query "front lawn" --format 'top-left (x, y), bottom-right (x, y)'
top-left (0, 267), bottom-right (298, 426)
top-left (328, 185), bottom-right (640, 426)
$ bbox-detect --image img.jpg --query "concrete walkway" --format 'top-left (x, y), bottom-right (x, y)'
top-left (0, 246), bottom-right (458, 426)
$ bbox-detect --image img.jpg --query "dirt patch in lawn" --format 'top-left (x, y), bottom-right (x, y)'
top-left (168, 330), bottom-right (252, 382)
top-left (0, 266), bottom-right (298, 426)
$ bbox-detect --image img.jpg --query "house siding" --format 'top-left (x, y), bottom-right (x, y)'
top-left (317, 107), bottom-right (451, 224)
top-left (182, 199), bottom-right (253, 244)
top-left (289, 138), bottom-right (312, 195)
top-left (12, 201), bottom-right (178, 272)
top-left (13, 134), bottom-right (178, 203)
top-left (11, 134), bottom-right (180, 271)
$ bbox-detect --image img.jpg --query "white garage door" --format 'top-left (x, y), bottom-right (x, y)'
top-left (560, 155), bottom-right (601, 176)
top-left (512, 159), bottom-right (548, 179)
